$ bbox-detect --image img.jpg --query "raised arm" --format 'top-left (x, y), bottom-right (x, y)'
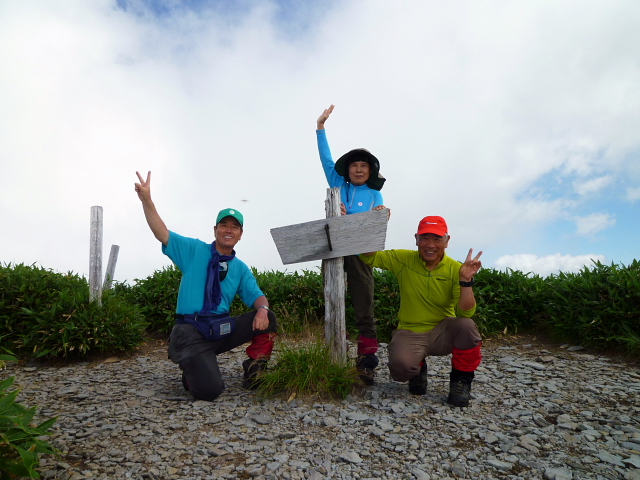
top-left (316, 104), bottom-right (334, 131)
top-left (134, 171), bottom-right (170, 246)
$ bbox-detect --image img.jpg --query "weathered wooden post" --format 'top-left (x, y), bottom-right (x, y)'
top-left (322, 188), bottom-right (347, 362)
top-left (89, 206), bottom-right (103, 305)
top-left (270, 200), bottom-right (389, 363)
top-left (103, 244), bottom-right (120, 291)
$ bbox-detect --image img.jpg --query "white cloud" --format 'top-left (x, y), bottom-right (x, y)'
top-left (494, 253), bottom-right (606, 277)
top-left (627, 186), bottom-right (640, 202)
top-left (1, 1), bottom-right (640, 282)
top-left (574, 175), bottom-right (613, 196)
top-left (574, 213), bottom-right (616, 236)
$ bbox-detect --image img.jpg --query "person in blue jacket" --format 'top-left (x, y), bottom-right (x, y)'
top-left (134, 171), bottom-right (277, 401)
top-left (316, 104), bottom-right (388, 384)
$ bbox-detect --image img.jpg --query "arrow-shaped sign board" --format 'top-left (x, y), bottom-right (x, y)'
top-left (270, 209), bottom-right (389, 265)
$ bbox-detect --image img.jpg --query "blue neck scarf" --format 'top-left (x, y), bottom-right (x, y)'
top-left (199, 241), bottom-right (236, 315)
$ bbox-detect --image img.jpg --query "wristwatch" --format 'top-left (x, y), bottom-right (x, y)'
top-left (258, 306), bottom-right (270, 311)
top-left (459, 279), bottom-right (475, 287)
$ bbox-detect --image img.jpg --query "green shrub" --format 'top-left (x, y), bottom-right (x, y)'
top-left (5, 257), bottom-right (639, 358)
top-left (257, 340), bottom-right (359, 400)
top-left (371, 269), bottom-right (400, 343)
top-left (473, 268), bottom-right (550, 337)
top-left (1, 351), bottom-right (58, 479)
top-left (249, 268), bottom-right (325, 335)
top-left (125, 266), bottom-right (328, 335)
top-left (0, 263), bottom-right (148, 359)
top-left (543, 260), bottom-right (640, 353)
top-left (126, 265), bottom-right (181, 334)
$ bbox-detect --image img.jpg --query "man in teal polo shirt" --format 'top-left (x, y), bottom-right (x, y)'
top-left (361, 216), bottom-right (483, 407)
top-left (134, 171), bottom-right (277, 401)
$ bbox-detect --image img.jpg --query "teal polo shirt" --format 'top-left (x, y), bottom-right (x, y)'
top-left (162, 231), bottom-right (263, 315)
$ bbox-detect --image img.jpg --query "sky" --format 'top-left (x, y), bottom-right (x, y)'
top-left (1, 0), bottom-right (639, 284)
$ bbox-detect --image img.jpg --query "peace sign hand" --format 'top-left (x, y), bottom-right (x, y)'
top-left (459, 248), bottom-right (483, 282)
top-left (135, 171), bottom-right (152, 202)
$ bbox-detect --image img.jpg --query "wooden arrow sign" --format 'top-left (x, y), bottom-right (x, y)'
top-left (270, 208), bottom-right (389, 265)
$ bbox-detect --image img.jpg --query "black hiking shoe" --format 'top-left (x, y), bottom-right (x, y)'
top-left (408, 361), bottom-right (428, 395)
top-left (356, 354), bottom-right (379, 385)
top-left (358, 367), bottom-right (375, 385)
top-left (242, 358), bottom-right (268, 390)
top-left (447, 380), bottom-right (472, 407)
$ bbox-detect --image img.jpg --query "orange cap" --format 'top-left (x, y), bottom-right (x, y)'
top-left (417, 216), bottom-right (448, 236)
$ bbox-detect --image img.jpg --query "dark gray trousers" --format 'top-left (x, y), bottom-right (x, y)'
top-left (168, 310), bottom-right (277, 401)
top-left (343, 254), bottom-right (376, 339)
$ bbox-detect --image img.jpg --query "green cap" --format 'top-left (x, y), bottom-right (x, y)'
top-left (216, 208), bottom-right (244, 227)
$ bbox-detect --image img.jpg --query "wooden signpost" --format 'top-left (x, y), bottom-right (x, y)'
top-left (89, 206), bottom-right (103, 304)
top-left (103, 245), bottom-right (120, 291)
top-left (322, 188), bottom-right (346, 362)
top-left (270, 188), bottom-right (389, 362)
top-left (89, 206), bottom-right (121, 304)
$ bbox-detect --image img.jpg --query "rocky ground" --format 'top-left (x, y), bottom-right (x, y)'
top-left (5, 334), bottom-right (640, 480)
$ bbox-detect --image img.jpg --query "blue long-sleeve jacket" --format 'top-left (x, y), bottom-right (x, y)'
top-left (316, 129), bottom-right (384, 214)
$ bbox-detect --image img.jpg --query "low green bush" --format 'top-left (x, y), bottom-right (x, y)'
top-left (474, 268), bottom-right (550, 337)
top-left (248, 268), bottom-right (324, 335)
top-left (1, 352), bottom-right (58, 479)
top-left (126, 265), bottom-right (327, 335)
top-left (125, 265), bottom-right (181, 334)
top-left (0, 263), bottom-right (148, 359)
top-left (543, 260), bottom-right (640, 353)
top-left (5, 257), bottom-right (639, 359)
top-left (371, 269), bottom-right (400, 342)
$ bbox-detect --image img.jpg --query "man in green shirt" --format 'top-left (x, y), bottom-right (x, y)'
top-left (361, 215), bottom-right (483, 407)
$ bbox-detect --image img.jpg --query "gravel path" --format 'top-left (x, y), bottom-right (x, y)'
top-left (7, 335), bottom-right (640, 480)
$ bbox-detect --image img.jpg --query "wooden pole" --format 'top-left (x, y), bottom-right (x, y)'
top-left (322, 187), bottom-right (347, 363)
top-left (89, 206), bottom-right (103, 305)
top-left (103, 245), bottom-right (120, 291)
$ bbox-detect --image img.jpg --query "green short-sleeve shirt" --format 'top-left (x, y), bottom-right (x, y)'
top-left (360, 250), bottom-right (476, 333)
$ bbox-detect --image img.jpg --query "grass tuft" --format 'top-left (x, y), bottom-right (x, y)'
top-left (257, 339), bottom-right (360, 400)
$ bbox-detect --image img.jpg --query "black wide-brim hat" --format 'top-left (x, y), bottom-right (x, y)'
top-left (334, 148), bottom-right (386, 191)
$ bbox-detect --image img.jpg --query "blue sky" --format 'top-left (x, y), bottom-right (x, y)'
top-left (1, 0), bottom-right (639, 283)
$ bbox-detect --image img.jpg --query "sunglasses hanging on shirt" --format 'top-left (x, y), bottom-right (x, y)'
top-left (219, 261), bottom-right (228, 281)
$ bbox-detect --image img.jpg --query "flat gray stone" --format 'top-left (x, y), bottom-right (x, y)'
top-left (339, 451), bottom-right (363, 464)
top-left (597, 451), bottom-right (625, 466)
top-left (411, 467), bottom-right (431, 480)
top-left (486, 459), bottom-right (512, 471)
top-left (544, 467), bottom-right (573, 480)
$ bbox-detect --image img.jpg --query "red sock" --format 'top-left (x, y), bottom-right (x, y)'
top-left (246, 333), bottom-right (276, 360)
top-left (451, 342), bottom-right (482, 372)
top-left (357, 335), bottom-right (379, 355)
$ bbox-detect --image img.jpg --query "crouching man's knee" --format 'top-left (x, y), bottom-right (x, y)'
top-left (388, 354), bottom-right (420, 382)
top-left (187, 375), bottom-right (225, 402)
top-left (451, 317), bottom-right (481, 350)
top-left (193, 384), bottom-right (224, 401)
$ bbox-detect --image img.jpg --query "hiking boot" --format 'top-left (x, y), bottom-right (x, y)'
top-left (358, 367), bottom-right (375, 385)
top-left (408, 361), bottom-right (428, 395)
top-left (447, 380), bottom-right (472, 407)
top-left (242, 358), bottom-right (268, 390)
top-left (356, 354), bottom-right (379, 385)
